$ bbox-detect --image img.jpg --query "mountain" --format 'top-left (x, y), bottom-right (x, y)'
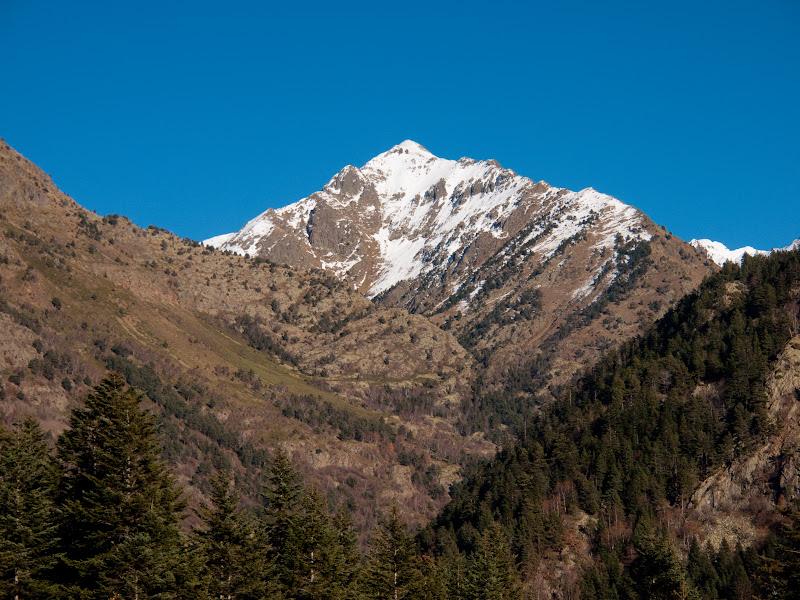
top-left (6, 138), bottom-right (799, 596)
top-left (691, 237), bottom-right (800, 266)
top-left (207, 141), bottom-right (683, 298)
top-left (208, 141), bottom-right (715, 402)
top-left (0, 138), bottom-right (495, 532)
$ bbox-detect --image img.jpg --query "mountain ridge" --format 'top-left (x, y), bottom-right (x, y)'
top-left (205, 141), bottom-right (654, 299)
top-left (0, 138), bottom-right (495, 533)
top-left (207, 141), bottom-right (715, 398)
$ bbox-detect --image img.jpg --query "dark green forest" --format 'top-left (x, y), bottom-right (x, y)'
top-left (424, 250), bottom-right (800, 598)
top-left (2, 249), bottom-right (800, 599)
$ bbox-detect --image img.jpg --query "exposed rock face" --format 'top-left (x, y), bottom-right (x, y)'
top-left (767, 336), bottom-right (800, 500)
top-left (208, 141), bottom-right (715, 391)
top-left (691, 335), bottom-right (800, 545)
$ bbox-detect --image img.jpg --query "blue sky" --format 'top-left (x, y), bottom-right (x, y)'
top-left (1, 0), bottom-right (798, 250)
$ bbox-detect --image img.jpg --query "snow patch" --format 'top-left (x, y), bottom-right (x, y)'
top-left (203, 232), bottom-right (235, 248)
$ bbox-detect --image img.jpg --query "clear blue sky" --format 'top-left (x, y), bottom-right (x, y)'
top-left (1, 0), bottom-right (798, 250)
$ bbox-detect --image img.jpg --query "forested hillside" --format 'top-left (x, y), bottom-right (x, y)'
top-left (422, 249), bottom-right (800, 598)
top-left (4, 289), bottom-right (800, 600)
top-left (0, 374), bottom-right (519, 600)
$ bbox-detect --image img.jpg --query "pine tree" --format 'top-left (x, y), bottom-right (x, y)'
top-left (261, 446), bottom-right (304, 597)
top-left (55, 373), bottom-right (186, 600)
top-left (0, 418), bottom-right (60, 599)
top-left (465, 522), bottom-right (521, 600)
top-left (364, 507), bottom-right (419, 600)
top-left (195, 470), bottom-right (267, 600)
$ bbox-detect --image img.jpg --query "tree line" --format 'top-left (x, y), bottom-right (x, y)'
top-left (0, 373), bottom-right (520, 600)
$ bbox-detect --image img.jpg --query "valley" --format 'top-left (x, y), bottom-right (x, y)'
top-left (1, 138), bottom-right (799, 599)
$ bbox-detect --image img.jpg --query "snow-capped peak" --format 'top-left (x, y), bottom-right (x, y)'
top-left (785, 238), bottom-right (800, 252)
top-left (361, 142), bottom-right (451, 196)
top-left (203, 232), bottom-right (236, 248)
top-left (204, 142), bottom-right (658, 296)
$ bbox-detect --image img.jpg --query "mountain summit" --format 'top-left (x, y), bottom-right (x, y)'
top-left (207, 142), bottom-right (651, 297)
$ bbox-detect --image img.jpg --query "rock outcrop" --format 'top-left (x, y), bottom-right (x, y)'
top-left (691, 335), bottom-right (800, 545)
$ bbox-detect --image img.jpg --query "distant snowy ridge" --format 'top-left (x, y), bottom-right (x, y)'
top-left (690, 238), bottom-right (800, 266)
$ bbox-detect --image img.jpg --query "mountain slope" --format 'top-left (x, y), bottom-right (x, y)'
top-left (425, 248), bottom-right (800, 596)
top-left (208, 142), bottom-right (715, 402)
top-left (0, 139), bottom-right (494, 532)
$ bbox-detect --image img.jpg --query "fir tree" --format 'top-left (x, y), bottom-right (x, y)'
top-left (55, 373), bottom-right (186, 600)
top-left (755, 508), bottom-right (800, 600)
top-left (0, 418), bottom-right (60, 599)
top-left (330, 507), bottom-right (364, 600)
top-left (195, 470), bottom-right (267, 600)
top-left (261, 446), bottom-right (304, 597)
top-left (686, 537), bottom-right (720, 599)
top-left (466, 522), bottom-right (521, 600)
top-left (407, 555), bottom-right (447, 600)
top-left (630, 526), bottom-right (699, 600)
top-left (439, 549), bottom-right (468, 600)
top-left (364, 507), bottom-right (419, 600)
top-left (295, 488), bottom-right (360, 600)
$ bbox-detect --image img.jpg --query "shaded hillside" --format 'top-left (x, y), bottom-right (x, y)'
top-left (0, 139), bottom-right (494, 532)
top-left (423, 249), bottom-right (800, 597)
top-left (435, 225), bottom-right (714, 437)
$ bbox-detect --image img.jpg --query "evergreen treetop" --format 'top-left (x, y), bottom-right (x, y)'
top-left (55, 372), bottom-right (186, 600)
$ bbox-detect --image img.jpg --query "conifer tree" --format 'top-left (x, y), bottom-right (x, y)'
top-left (364, 507), bottom-right (419, 600)
top-left (330, 507), bottom-right (364, 600)
top-left (439, 549), bottom-right (468, 600)
top-left (466, 522), bottom-right (521, 600)
top-left (630, 526), bottom-right (699, 600)
top-left (686, 537), bottom-right (720, 599)
top-left (755, 508), bottom-right (800, 600)
top-left (407, 555), bottom-right (447, 600)
top-left (295, 488), bottom-right (360, 600)
top-left (195, 470), bottom-right (267, 600)
top-left (261, 446), bottom-right (304, 597)
top-left (0, 418), bottom-right (60, 599)
top-left (55, 373), bottom-right (186, 600)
